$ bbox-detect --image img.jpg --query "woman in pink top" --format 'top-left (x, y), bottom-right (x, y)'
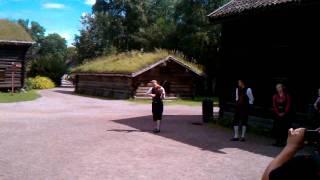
top-left (272, 83), bottom-right (292, 147)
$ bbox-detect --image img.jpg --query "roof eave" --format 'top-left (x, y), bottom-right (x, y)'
top-left (208, 0), bottom-right (306, 23)
top-left (207, 0), bottom-right (235, 18)
top-left (73, 56), bottom-right (205, 78)
top-left (0, 40), bottom-right (35, 46)
top-left (132, 56), bottom-right (205, 78)
top-left (72, 72), bottom-right (133, 77)
top-left (167, 56), bottom-right (205, 77)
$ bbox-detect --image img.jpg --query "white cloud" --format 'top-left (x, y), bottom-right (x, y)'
top-left (43, 3), bottom-right (65, 9)
top-left (60, 32), bottom-right (72, 42)
top-left (81, 12), bottom-right (88, 17)
top-left (85, 0), bottom-right (96, 5)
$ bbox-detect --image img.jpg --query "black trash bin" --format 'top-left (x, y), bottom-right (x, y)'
top-left (202, 98), bottom-right (213, 123)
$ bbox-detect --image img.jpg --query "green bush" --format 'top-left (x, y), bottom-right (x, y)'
top-left (25, 78), bottom-right (34, 91)
top-left (28, 53), bottom-right (68, 86)
top-left (27, 76), bottom-right (55, 89)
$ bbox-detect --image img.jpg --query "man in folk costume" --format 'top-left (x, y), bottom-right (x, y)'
top-left (231, 80), bottom-right (254, 142)
top-left (146, 80), bottom-right (166, 133)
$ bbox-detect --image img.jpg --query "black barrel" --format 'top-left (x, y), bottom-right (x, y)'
top-left (202, 98), bottom-right (213, 123)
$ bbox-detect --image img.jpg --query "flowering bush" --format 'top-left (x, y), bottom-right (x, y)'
top-left (27, 76), bottom-right (55, 89)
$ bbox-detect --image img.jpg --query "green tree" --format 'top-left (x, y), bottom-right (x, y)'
top-left (39, 33), bottom-right (67, 56)
top-left (29, 54), bottom-right (68, 86)
top-left (66, 47), bottom-right (79, 68)
top-left (17, 19), bottom-right (45, 42)
top-left (29, 34), bottom-right (68, 85)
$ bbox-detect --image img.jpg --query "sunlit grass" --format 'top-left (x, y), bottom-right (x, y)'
top-left (0, 19), bottom-right (33, 42)
top-left (72, 49), bottom-right (203, 74)
top-left (0, 90), bottom-right (40, 103)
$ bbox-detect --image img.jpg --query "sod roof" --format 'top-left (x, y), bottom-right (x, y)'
top-left (73, 50), bottom-right (204, 76)
top-left (0, 19), bottom-right (33, 43)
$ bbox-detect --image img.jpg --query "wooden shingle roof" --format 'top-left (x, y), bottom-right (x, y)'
top-left (208, 0), bottom-right (301, 20)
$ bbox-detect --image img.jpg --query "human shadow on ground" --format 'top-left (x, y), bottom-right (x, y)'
top-left (110, 115), bottom-right (282, 157)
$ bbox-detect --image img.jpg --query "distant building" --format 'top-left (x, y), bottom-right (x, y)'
top-left (73, 52), bottom-right (204, 99)
top-left (209, 0), bottom-right (320, 116)
top-left (0, 19), bottom-right (34, 90)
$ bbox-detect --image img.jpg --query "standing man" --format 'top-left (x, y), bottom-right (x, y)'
top-left (146, 80), bottom-right (166, 133)
top-left (231, 80), bottom-right (254, 142)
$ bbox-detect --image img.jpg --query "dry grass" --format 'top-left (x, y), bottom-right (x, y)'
top-left (72, 50), bottom-right (204, 74)
top-left (0, 19), bottom-right (33, 42)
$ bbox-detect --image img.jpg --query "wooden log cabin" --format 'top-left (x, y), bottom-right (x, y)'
top-left (0, 19), bottom-right (34, 90)
top-left (73, 51), bottom-right (204, 99)
top-left (208, 0), bottom-right (320, 120)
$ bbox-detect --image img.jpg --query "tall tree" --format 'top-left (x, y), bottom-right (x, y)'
top-left (39, 33), bottom-right (67, 56)
top-left (17, 19), bottom-right (45, 42)
top-left (29, 33), bottom-right (68, 85)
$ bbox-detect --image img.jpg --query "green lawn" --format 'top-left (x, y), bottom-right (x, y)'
top-left (0, 90), bottom-right (40, 103)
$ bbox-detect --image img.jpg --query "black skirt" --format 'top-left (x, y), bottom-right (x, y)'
top-left (152, 101), bottom-right (163, 121)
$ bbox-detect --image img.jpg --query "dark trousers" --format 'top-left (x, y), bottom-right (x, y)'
top-left (273, 115), bottom-right (291, 144)
top-left (152, 101), bottom-right (163, 121)
top-left (313, 112), bottom-right (320, 129)
top-left (233, 104), bottom-right (249, 126)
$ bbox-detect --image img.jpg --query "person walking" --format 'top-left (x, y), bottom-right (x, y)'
top-left (272, 83), bottom-right (292, 147)
top-left (231, 80), bottom-right (254, 142)
top-left (146, 80), bottom-right (166, 133)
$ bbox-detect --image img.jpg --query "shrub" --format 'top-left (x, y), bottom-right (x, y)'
top-left (28, 53), bottom-right (68, 86)
top-left (25, 78), bottom-right (34, 91)
top-left (27, 76), bottom-right (55, 89)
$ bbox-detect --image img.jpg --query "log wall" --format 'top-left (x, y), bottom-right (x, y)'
top-left (75, 60), bottom-right (204, 99)
top-left (133, 60), bottom-right (202, 98)
top-left (0, 44), bottom-right (28, 90)
top-left (75, 75), bottom-right (133, 99)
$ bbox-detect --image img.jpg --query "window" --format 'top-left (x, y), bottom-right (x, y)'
top-left (0, 69), bottom-right (5, 81)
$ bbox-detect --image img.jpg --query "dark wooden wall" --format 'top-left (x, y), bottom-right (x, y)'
top-left (75, 60), bottom-right (204, 99)
top-left (217, 2), bottom-right (320, 116)
top-left (0, 44), bottom-right (29, 90)
top-left (133, 60), bottom-right (203, 98)
top-left (75, 75), bottom-right (133, 99)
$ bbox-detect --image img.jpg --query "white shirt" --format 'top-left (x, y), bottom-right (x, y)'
top-left (236, 88), bottom-right (254, 105)
top-left (146, 87), bottom-right (166, 99)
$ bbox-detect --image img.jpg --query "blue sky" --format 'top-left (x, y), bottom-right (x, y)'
top-left (0, 0), bottom-right (96, 46)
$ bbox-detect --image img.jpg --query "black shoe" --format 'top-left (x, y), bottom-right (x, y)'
top-left (240, 138), bottom-right (246, 142)
top-left (230, 137), bottom-right (239, 141)
top-left (153, 129), bottom-right (160, 133)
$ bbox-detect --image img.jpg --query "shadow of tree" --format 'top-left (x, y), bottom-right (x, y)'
top-left (111, 115), bottom-right (282, 157)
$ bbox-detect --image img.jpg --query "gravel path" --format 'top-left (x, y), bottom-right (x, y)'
top-left (0, 88), bottom-right (281, 180)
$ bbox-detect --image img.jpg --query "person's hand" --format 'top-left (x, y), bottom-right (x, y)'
top-left (286, 128), bottom-right (306, 151)
top-left (278, 113), bottom-right (285, 117)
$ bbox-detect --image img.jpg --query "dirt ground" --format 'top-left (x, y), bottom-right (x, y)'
top-left (0, 88), bottom-right (282, 180)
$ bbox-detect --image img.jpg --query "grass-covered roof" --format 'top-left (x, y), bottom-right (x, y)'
top-left (73, 50), bottom-right (204, 76)
top-left (0, 19), bottom-right (33, 43)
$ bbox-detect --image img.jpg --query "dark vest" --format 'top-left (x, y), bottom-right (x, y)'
top-left (152, 86), bottom-right (163, 103)
top-left (237, 87), bottom-right (249, 105)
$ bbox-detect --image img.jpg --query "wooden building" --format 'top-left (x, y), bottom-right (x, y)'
top-left (208, 0), bottom-right (320, 117)
top-left (0, 19), bottom-right (34, 90)
top-left (73, 52), bottom-right (204, 99)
